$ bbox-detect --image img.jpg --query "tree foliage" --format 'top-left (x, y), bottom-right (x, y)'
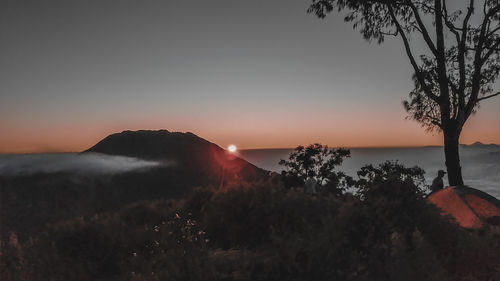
top-left (356, 160), bottom-right (427, 194)
top-left (308, 0), bottom-right (500, 185)
top-left (354, 161), bottom-right (429, 245)
top-left (279, 144), bottom-right (352, 194)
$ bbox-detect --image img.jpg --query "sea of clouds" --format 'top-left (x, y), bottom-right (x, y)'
top-left (0, 153), bottom-right (161, 176)
top-left (1, 147), bottom-right (498, 198)
top-left (239, 145), bottom-right (500, 198)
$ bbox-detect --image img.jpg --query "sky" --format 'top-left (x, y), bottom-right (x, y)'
top-left (1, 0), bottom-right (499, 153)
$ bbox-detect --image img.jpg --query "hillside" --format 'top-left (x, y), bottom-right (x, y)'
top-left (1, 130), bottom-right (270, 239)
top-left (84, 129), bottom-right (269, 184)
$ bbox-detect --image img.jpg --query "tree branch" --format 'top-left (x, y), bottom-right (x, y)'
top-left (387, 5), bottom-right (439, 102)
top-left (464, 3), bottom-right (497, 122)
top-left (481, 41), bottom-right (500, 64)
top-left (407, 0), bottom-right (438, 55)
top-left (458, 0), bottom-right (474, 111)
top-left (434, 0), bottom-right (451, 118)
top-left (424, 114), bottom-right (442, 128)
top-left (485, 25), bottom-right (500, 38)
top-left (477, 91), bottom-right (500, 102)
top-left (442, 0), bottom-right (462, 42)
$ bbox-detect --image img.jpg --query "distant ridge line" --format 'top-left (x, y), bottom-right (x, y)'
top-left (240, 143), bottom-right (499, 151)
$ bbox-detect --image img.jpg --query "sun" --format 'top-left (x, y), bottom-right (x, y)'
top-left (227, 144), bottom-right (237, 153)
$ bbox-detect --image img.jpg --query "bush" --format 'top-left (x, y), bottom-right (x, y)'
top-left (355, 160), bottom-right (427, 198)
top-left (279, 144), bottom-right (352, 195)
top-left (4, 178), bottom-right (500, 281)
top-left (190, 184), bottom-right (341, 249)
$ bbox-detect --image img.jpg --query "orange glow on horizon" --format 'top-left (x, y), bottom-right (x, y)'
top-left (1, 107), bottom-right (499, 154)
top-left (1, 124), bottom-right (498, 154)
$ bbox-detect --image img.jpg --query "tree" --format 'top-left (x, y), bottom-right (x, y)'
top-left (354, 161), bottom-right (429, 249)
top-left (355, 160), bottom-right (427, 199)
top-left (308, 0), bottom-right (500, 186)
top-left (279, 143), bottom-right (352, 195)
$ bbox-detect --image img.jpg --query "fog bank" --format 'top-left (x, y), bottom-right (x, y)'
top-left (0, 153), bottom-right (161, 176)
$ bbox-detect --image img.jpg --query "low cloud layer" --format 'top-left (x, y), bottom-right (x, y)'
top-left (344, 148), bottom-right (500, 198)
top-left (0, 153), bottom-right (161, 176)
top-left (240, 146), bottom-right (500, 199)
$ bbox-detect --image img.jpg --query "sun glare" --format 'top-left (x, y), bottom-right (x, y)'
top-left (228, 144), bottom-right (237, 153)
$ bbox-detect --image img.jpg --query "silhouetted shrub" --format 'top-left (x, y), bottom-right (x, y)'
top-left (279, 144), bottom-right (352, 195)
top-left (356, 160), bottom-right (427, 197)
top-left (4, 176), bottom-right (500, 281)
top-left (196, 184), bottom-right (341, 249)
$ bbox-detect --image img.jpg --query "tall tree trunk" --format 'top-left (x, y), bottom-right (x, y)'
top-left (443, 130), bottom-right (464, 186)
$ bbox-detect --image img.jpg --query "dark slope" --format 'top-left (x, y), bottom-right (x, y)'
top-left (2, 130), bottom-right (269, 239)
top-left (84, 130), bottom-right (212, 160)
top-left (84, 129), bottom-right (269, 184)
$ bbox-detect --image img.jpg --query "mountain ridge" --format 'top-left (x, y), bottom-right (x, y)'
top-left (2, 130), bottom-right (271, 238)
top-left (84, 129), bottom-right (270, 184)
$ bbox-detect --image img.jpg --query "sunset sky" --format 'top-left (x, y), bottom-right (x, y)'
top-left (1, 0), bottom-right (499, 153)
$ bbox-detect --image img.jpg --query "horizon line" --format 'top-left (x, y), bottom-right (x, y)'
top-left (1, 142), bottom-right (497, 155)
top-left (238, 143), bottom-right (497, 151)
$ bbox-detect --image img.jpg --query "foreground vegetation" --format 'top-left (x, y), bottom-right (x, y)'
top-left (2, 168), bottom-right (499, 281)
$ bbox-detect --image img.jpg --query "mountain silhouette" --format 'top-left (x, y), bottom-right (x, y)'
top-left (84, 130), bottom-right (269, 186)
top-left (467, 141), bottom-right (498, 147)
top-left (2, 130), bottom-right (270, 239)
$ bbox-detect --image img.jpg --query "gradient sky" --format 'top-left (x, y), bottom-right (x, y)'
top-left (1, 0), bottom-right (499, 153)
